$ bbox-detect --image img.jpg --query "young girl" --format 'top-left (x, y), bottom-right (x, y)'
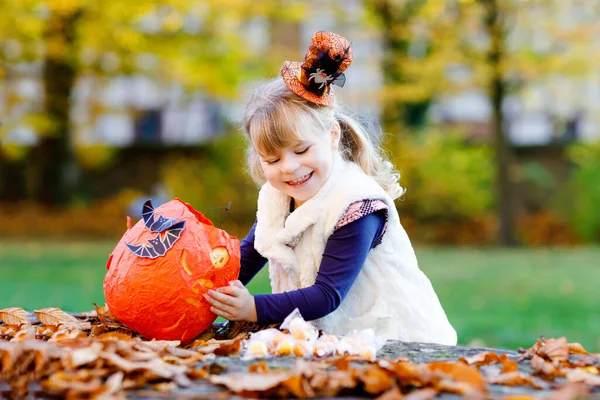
top-left (205, 31), bottom-right (457, 345)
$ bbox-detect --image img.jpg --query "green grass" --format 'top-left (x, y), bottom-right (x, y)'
top-left (1, 241), bottom-right (598, 351)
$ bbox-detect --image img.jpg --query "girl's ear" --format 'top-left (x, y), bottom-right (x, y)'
top-left (330, 121), bottom-right (341, 151)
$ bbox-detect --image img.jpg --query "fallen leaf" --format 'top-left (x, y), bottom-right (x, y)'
top-left (428, 361), bottom-right (487, 393)
top-left (282, 375), bottom-right (315, 397)
top-left (487, 371), bottom-right (547, 389)
top-left (94, 331), bottom-right (135, 341)
top-left (499, 354), bottom-right (519, 373)
top-left (544, 382), bottom-right (590, 400)
top-left (518, 339), bottom-right (543, 361)
top-left (530, 355), bottom-right (563, 378)
top-left (48, 329), bottom-right (87, 342)
top-left (66, 341), bottom-right (103, 368)
top-left (248, 361), bottom-right (270, 373)
top-left (376, 386), bottom-right (405, 400)
top-left (214, 339), bottom-right (242, 356)
top-left (334, 357), bottom-right (351, 371)
top-left (436, 378), bottom-right (486, 397)
top-left (460, 351), bottom-right (500, 366)
top-left (307, 369), bottom-right (357, 397)
top-left (567, 342), bottom-right (588, 355)
top-left (163, 346), bottom-right (205, 361)
top-left (210, 372), bottom-right (291, 392)
top-left (98, 370), bottom-right (124, 396)
top-left (355, 364), bottom-right (396, 394)
top-left (79, 309), bottom-right (98, 318)
top-left (135, 340), bottom-right (180, 352)
top-left (403, 388), bottom-right (438, 400)
top-left (193, 344), bottom-right (221, 354)
top-left (100, 351), bottom-right (187, 378)
top-left (40, 371), bottom-right (103, 394)
top-left (381, 360), bottom-right (429, 387)
top-left (34, 308), bottom-right (90, 330)
top-left (565, 368), bottom-right (600, 386)
top-left (0, 325), bottom-right (19, 339)
top-left (0, 308), bottom-right (30, 326)
top-left (11, 325), bottom-right (36, 342)
top-left (538, 337), bottom-right (569, 364)
top-left (151, 381), bottom-right (178, 391)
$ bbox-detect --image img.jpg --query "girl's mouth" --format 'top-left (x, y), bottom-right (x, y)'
top-left (287, 171), bottom-right (313, 186)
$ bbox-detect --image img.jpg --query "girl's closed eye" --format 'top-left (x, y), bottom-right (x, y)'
top-left (265, 158), bottom-right (280, 165)
top-left (295, 146), bottom-right (311, 155)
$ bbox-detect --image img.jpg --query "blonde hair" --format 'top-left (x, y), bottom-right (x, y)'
top-left (242, 78), bottom-right (404, 200)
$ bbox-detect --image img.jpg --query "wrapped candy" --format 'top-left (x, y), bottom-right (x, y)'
top-left (280, 309), bottom-right (318, 342)
top-left (104, 198), bottom-right (240, 343)
top-left (243, 328), bottom-right (283, 358)
top-left (335, 329), bottom-right (386, 361)
top-left (240, 310), bottom-right (387, 361)
top-left (276, 336), bottom-right (312, 357)
top-left (313, 334), bottom-right (339, 358)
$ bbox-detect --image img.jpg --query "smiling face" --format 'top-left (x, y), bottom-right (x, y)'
top-left (259, 125), bottom-right (340, 207)
top-left (244, 79), bottom-right (343, 207)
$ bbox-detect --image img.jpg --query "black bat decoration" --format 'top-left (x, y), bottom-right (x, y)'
top-left (126, 220), bottom-right (186, 259)
top-left (142, 200), bottom-right (180, 232)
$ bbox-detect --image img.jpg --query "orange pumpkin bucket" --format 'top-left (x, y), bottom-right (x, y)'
top-left (104, 198), bottom-right (240, 343)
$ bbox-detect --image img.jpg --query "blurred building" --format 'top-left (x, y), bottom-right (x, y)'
top-left (71, 75), bottom-right (224, 147)
top-left (428, 1), bottom-right (599, 146)
top-left (2, 0), bottom-right (599, 149)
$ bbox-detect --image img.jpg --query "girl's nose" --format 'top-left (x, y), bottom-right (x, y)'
top-left (280, 155), bottom-right (300, 174)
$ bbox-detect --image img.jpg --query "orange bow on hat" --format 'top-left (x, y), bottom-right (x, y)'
top-left (280, 31), bottom-right (353, 107)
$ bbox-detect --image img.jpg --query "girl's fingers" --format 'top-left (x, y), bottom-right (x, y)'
top-left (229, 280), bottom-right (244, 289)
top-left (211, 306), bottom-right (232, 320)
top-left (216, 285), bottom-right (239, 296)
top-left (210, 300), bottom-right (236, 316)
top-left (207, 290), bottom-right (236, 306)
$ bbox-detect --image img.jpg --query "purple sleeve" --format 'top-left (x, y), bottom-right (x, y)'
top-left (253, 210), bottom-right (386, 324)
top-left (238, 221), bottom-right (268, 286)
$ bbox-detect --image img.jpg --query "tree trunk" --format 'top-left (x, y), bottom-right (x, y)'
top-left (0, 156), bottom-right (28, 204)
top-left (32, 10), bottom-right (80, 207)
top-left (483, 0), bottom-right (516, 246)
top-left (371, 0), bottom-right (429, 134)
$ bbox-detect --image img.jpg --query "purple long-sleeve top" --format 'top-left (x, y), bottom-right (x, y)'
top-left (238, 210), bottom-right (386, 324)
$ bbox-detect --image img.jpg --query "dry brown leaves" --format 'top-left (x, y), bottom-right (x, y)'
top-left (0, 306), bottom-right (251, 398)
top-left (0, 308), bottom-right (29, 326)
top-left (207, 339), bottom-right (599, 399)
top-left (0, 337), bottom-right (208, 398)
top-left (2, 306), bottom-right (600, 400)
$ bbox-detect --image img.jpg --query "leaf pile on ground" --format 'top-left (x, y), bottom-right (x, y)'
top-left (211, 337), bottom-right (600, 399)
top-left (1, 306), bottom-right (600, 399)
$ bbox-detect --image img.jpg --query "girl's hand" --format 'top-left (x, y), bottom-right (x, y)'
top-left (204, 280), bottom-right (257, 322)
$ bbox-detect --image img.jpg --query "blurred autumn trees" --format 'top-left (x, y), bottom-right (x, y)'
top-left (1, 0), bottom-right (599, 244)
top-left (367, 0), bottom-right (599, 245)
top-left (0, 0), bottom-right (304, 206)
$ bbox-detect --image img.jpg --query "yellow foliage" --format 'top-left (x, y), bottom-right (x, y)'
top-left (19, 16), bottom-right (44, 37)
top-left (45, 36), bottom-right (69, 59)
top-left (390, 130), bottom-right (494, 220)
top-left (74, 145), bottom-right (118, 170)
top-left (1, 144), bottom-right (30, 161)
top-left (47, 0), bottom-right (83, 15)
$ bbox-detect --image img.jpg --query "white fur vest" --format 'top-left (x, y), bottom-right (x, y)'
top-left (254, 157), bottom-right (457, 345)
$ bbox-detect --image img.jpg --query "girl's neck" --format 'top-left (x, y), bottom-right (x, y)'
top-left (290, 197), bottom-right (303, 212)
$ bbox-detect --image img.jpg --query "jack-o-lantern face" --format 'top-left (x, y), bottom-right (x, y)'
top-left (103, 198), bottom-right (240, 343)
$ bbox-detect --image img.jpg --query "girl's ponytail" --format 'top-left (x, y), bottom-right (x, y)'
top-left (336, 113), bottom-right (404, 200)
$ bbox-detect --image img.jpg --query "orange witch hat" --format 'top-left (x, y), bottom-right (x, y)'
top-left (280, 31), bottom-right (353, 107)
